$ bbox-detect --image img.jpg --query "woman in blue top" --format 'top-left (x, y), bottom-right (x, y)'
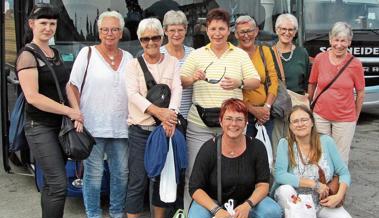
top-left (273, 105), bottom-right (351, 217)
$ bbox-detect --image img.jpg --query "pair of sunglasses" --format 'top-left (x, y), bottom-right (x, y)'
top-left (139, 35), bottom-right (162, 43)
top-left (203, 62), bottom-right (226, 84)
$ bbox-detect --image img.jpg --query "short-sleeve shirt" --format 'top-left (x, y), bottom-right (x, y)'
top-left (69, 46), bottom-right (133, 138)
top-left (189, 136), bottom-right (270, 206)
top-left (160, 45), bottom-right (194, 119)
top-left (181, 43), bottom-right (260, 127)
top-left (16, 47), bottom-right (69, 126)
top-left (308, 51), bottom-right (365, 121)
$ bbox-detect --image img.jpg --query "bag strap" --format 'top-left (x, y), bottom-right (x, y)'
top-left (259, 45), bottom-right (270, 93)
top-left (80, 46), bottom-right (92, 94)
top-left (26, 43), bottom-right (65, 104)
top-left (216, 134), bottom-right (222, 205)
top-left (271, 45), bottom-right (286, 83)
top-left (310, 56), bottom-right (354, 109)
top-left (137, 56), bottom-right (157, 90)
top-left (316, 164), bottom-right (327, 184)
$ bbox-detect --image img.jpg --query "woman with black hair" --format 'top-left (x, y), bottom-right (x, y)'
top-left (16, 4), bottom-right (83, 218)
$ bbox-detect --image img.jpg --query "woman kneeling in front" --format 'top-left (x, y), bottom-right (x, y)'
top-left (273, 105), bottom-right (351, 217)
top-left (188, 98), bottom-right (282, 218)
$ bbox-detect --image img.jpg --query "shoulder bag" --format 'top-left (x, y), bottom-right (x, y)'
top-left (317, 165), bottom-right (345, 207)
top-left (137, 56), bottom-right (171, 125)
top-left (310, 56), bottom-right (354, 110)
top-left (8, 92), bottom-right (28, 152)
top-left (265, 46), bottom-right (292, 118)
top-left (137, 56), bottom-right (187, 132)
top-left (27, 43), bottom-right (95, 161)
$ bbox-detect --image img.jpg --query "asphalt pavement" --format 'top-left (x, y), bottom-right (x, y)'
top-left (0, 111), bottom-right (378, 218)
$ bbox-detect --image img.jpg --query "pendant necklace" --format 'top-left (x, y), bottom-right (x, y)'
top-left (277, 44), bottom-right (294, 62)
top-left (98, 46), bottom-right (118, 66)
top-left (297, 144), bottom-right (310, 175)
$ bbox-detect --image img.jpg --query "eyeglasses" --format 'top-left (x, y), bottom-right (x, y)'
top-left (223, 116), bottom-right (245, 124)
top-left (290, 117), bottom-right (310, 125)
top-left (277, 27), bottom-right (296, 34)
top-left (237, 28), bottom-right (256, 37)
top-left (139, 35), bottom-right (162, 43)
top-left (167, 29), bottom-right (186, 34)
top-left (100, 27), bottom-right (121, 34)
top-left (203, 62), bottom-right (226, 84)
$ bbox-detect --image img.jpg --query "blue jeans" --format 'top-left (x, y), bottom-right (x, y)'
top-left (188, 196), bottom-right (282, 218)
top-left (83, 138), bottom-right (129, 218)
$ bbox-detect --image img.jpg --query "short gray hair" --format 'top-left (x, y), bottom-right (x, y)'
top-left (275, 13), bottom-right (298, 30)
top-left (137, 18), bottom-right (164, 39)
top-left (163, 10), bottom-right (188, 30)
top-left (329, 22), bottom-right (353, 41)
top-left (235, 15), bottom-right (257, 28)
top-left (97, 10), bottom-right (125, 29)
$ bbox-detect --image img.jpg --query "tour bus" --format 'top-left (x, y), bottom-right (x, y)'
top-left (1, 0), bottom-right (379, 192)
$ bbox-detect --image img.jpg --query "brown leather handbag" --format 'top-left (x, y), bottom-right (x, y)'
top-left (317, 165), bottom-right (345, 207)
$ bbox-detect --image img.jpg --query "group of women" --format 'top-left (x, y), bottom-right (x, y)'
top-left (17, 3), bottom-right (363, 218)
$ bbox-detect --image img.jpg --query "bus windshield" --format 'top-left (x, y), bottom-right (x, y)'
top-left (304, 0), bottom-right (379, 32)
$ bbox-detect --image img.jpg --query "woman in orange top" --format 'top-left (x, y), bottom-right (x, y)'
top-left (235, 15), bottom-right (278, 139)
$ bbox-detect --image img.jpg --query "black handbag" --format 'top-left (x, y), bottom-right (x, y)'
top-left (27, 43), bottom-right (95, 161)
top-left (195, 105), bottom-right (221, 127)
top-left (137, 56), bottom-right (171, 125)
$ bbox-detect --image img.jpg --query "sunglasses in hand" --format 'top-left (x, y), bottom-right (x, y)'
top-left (203, 62), bottom-right (226, 84)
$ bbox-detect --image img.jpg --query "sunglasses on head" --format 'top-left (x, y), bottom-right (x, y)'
top-left (29, 3), bottom-right (58, 19)
top-left (203, 62), bottom-right (226, 84)
top-left (139, 35), bottom-right (162, 43)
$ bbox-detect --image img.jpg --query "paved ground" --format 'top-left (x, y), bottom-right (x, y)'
top-left (0, 111), bottom-right (378, 218)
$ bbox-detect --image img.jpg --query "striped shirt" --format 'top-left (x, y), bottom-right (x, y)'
top-left (181, 43), bottom-right (260, 127)
top-left (160, 45), bottom-right (194, 119)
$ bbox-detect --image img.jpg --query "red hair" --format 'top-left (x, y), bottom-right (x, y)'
top-left (219, 98), bottom-right (248, 121)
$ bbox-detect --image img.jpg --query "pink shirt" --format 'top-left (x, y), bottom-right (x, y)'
top-left (126, 54), bottom-right (182, 126)
top-left (309, 51), bottom-right (365, 121)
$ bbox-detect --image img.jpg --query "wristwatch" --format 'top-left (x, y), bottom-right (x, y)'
top-left (264, 103), bottom-right (271, 109)
top-left (239, 80), bottom-right (244, 89)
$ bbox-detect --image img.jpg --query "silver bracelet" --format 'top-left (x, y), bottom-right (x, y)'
top-left (210, 205), bottom-right (222, 216)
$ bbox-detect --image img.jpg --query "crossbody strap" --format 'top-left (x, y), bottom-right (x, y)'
top-left (27, 43), bottom-right (64, 104)
top-left (137, 56), bottom-right (157, 90)
top-left (80, 46), bottom-right (92, 94)
top-left (216, 134), bottom-right (222, 205)
top-left (259, 45), bottom-right (270, 93)
top-left (271, 45), bottom-right (286, 83)
top-left (310, 56), bottom-right (354, 109)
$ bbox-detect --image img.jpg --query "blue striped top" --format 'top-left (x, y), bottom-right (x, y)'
top-left (160, 45), bottom-right (194, 118)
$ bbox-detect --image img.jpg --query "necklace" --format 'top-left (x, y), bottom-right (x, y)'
top-left (40, 47), bottom-right (54, 58)
top-left (297, 144), bottom-right (310, 175)
top-left (277, 44), bottom-right (294, 62)
top-left (222, 142), bottom-right (245, 158)
top-left (98, 46), bottom-right (119, 66)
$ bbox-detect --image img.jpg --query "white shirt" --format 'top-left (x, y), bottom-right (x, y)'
top-left (69, 46), bottom-right (133, 138)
